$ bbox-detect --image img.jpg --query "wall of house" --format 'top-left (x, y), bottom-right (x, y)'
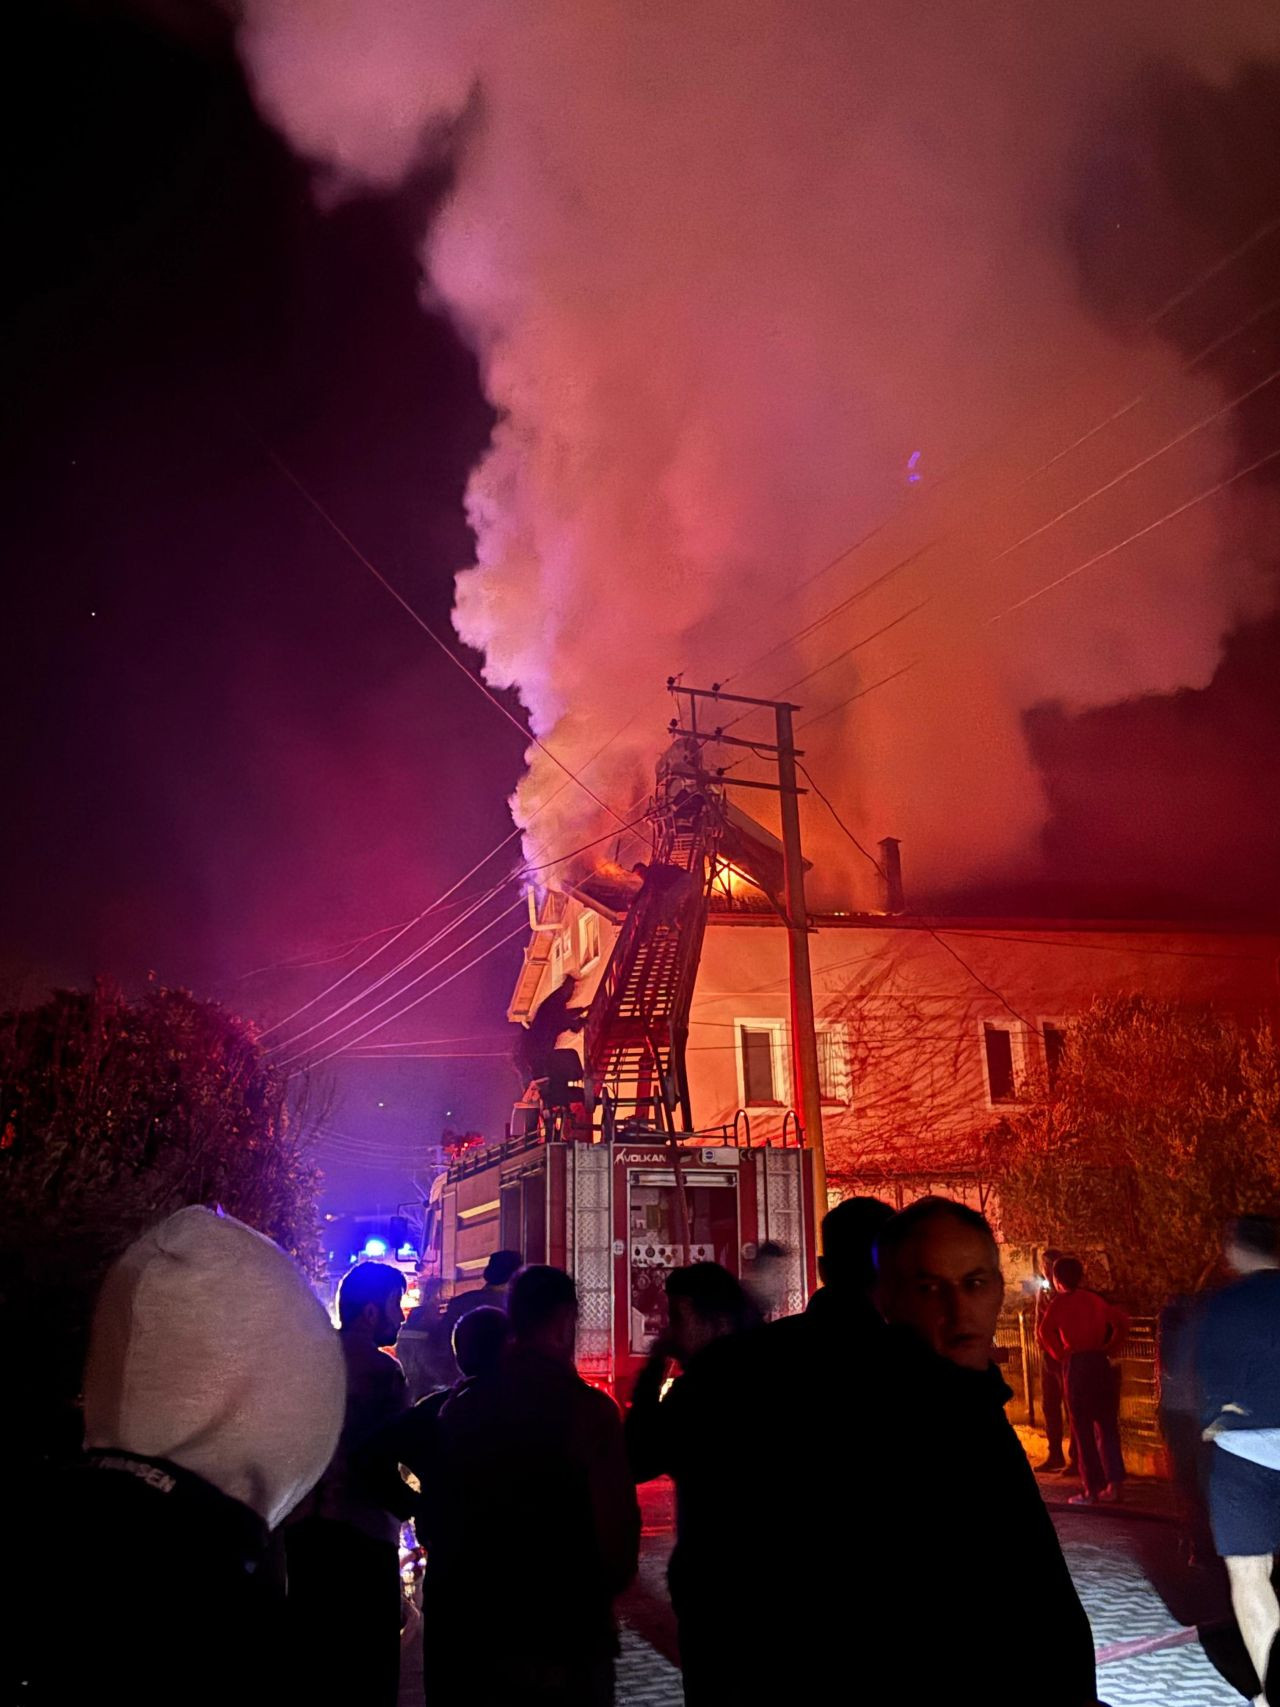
top-left (510, 892), bottom-right (621, 1025)
top-left (688, 917), bottom-right (1280, 1183)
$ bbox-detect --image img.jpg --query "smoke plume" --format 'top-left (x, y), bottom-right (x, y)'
top-left (237, 1), bottom-right (1280, 906)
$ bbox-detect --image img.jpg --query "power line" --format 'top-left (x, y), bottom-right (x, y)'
top-left (311, 1124), bottom-right (429, 1155)
top-left (343, 1050), bottom-right (512, 1060)
top-left (974, 358), bottom-right (1280, 587)
top-left (741, 350), bottom-right (1280, 725)
top-left (744, 600), bottom-right (930, 706)
top-left (287, 804), bottom-right (655, 1065)
top-left (268, 876), bottom-right (516, 1058)
top-left (258, 715), bottom-right (647, 1050)
top-left (796, 661), bottom-right (922, 734)
top-left (340, 1032), bottom-right (514, 1050)
top-left (240, 919), bottom-right (413, 982)
top-left (797, 432), bottom-right (1280, 732)
top-left (248, 429), bottom-right (629, 830)
top-left (258, 836), bottom-right (522, 1041)
top-left (278, 896), bottom-right (526, 1069)
top-left (305, 919), bottom-right (530, 1070)
top-left (270, 794), bottom-right (647, 1068)
top-left (721, 245), bottom-right (1280, 697)
top-left (987, 439), bottom-right (1280, 625)
top-left (798, 758), bottom-right (1036, 1030)
top-left (521, 806), bottom-right (653, 874)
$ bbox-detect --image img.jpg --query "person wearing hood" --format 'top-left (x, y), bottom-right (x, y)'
top-left (9, 1205), bottom-right (345, 1707)
top-left (286, 1258), bottom-right (415, 1707)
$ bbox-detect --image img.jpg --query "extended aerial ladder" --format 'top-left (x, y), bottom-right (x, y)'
top-left (582, 756), bottom-right (718, 1136)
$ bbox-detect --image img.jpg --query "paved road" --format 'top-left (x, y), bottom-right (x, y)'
top-left (611, 1481), bottom-right (1254, 1707)
top-left (400, 1478), bottom-right (1256, 1705)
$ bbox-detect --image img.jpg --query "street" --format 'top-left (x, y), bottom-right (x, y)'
top-left (401, 1476), bottom-right (1255, 1706)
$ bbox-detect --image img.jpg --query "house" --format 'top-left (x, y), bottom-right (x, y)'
top-left (510, 868), bottom-right (1280, 1207)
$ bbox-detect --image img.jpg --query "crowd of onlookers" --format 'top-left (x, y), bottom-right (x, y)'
top-left (9, 1197), bottom-right (1280, 1707)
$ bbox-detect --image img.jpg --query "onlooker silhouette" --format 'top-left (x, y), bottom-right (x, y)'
top-left (770, 1193), bottom-right (894, 1362)
top-left (1039, 1255), bottom-right (1128, 1504)
top-left (285, 1259), bottom-right (414, 1707)
top-left (874, 1198), bottom-right (1101, 1707)
top-left (422, 1265), bottom-right (639, 1706)
top-left (438, 1249), bottom-right (521, 1375)
top-left (397, 1278), bottom-right (455, 1403)
top-left (385, 1304), bottom-right (511, 1491)
top-left (1196, 1214), bottom-right (1280, 1704)
top-left (743, 1238), bottom-right (789, 1322)
top-left (1034, 1245), bottom-right (1074, 1472)
top-left (10, 1207), bottom-right (344, 1707)
top-left (626, 1263), bottom-right (760, 1704)
top-left (1158, 1287), bottom-right (1215, 1564)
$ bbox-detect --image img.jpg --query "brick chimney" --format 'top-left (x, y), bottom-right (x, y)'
top-left (878, 837), bottom-right (905, 914)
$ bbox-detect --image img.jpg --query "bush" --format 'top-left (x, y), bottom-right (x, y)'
top-left (996, 996), bottom-right (1280, 1308)
top-left (0, 980), bottom-right (325, 1454)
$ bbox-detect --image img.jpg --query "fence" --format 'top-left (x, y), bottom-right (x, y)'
top-left (996, 1310), bottom-right (1165, 1471)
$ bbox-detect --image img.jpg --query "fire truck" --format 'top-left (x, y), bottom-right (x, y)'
top-left (423, 739), bottom-right (819, 1398)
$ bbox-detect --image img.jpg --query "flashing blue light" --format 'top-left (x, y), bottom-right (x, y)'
top-left (363, 1237), bottom-right (389, 1258)
top-left (398, 1242), bottom-right (417, 1259)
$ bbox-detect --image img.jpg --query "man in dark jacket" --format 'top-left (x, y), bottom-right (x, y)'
top-left (437, 1248), bottom-right (521, 1371)
top-left (1196, 1214), bottom-right (1280, 1699)
top-left (286, 1259), bottom-right (415, 1707)
top-left (768, 1193), bottom-right (894, 1362)
top-left (382, 1303), bottom-right (510, 1488)
top-left (9, 1207), bottom-right (345, 1707)
top-left (422, 1265), bottom-right (640, 1706)
top-left (874, 1198), bottom-right (1101, 1707)
top-left (626, 1263), bottom-right (760, 1705)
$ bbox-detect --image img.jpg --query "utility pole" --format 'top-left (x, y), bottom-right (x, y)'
top-left (667, 681), bottom-right (827, 1215)
top-left (773, 700), bottom-right (828, 1216)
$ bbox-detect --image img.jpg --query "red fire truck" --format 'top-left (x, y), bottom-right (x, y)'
top-left (423, 744), bottom-right (819, 1398)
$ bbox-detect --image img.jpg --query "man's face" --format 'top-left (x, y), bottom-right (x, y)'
top-left (374, 1293), bottom-right (404, 1349)
top-left (879, 1218), bottom-right (1005, 1371)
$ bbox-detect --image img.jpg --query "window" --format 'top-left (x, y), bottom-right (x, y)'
top-left (816, 1024), bottom-right (850, 1103)
top-left (1042, 1022), bottom-right (1067, 1088)
top-left (550, 932), bottom-right (567, 988)
top-left (577, 909), bottom-right (601, 970)
top-left (982, 1023), bottom-right (1017, 1104)
top-left (737, 1020), bottom-right (786, 1106)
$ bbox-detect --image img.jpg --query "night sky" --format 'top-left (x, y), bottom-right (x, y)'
top-left (4, 5), bottom-right (1280, 1214)
top-left (3, 0), bottom-right (523, 1208)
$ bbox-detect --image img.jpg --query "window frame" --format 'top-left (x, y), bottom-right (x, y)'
top-left (815, 1020), bottom-right (852, 1105)
top-left (978, 1018), bottom-right (1027, 1108)
top-left (735, 1017), bottom-right (790, 1110)
top-left (577, 909), bottom-right (602, 972)
top-left (550, 931), bottom-right (568, 989)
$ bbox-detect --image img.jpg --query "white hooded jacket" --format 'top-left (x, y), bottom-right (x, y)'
top-left (82, 1204), bottom-right (345, 1528)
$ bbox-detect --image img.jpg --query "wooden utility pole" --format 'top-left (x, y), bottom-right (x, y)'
top-left (667, 681), bottom-right (827, 1215)
top-left (773, 700), bottom-right (827, 1215)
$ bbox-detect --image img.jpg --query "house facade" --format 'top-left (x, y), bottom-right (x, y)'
top-left (511, 886), bottom-right (1280, 1203)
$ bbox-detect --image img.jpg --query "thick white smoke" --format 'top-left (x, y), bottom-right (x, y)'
top-left (238, 0), bottom-right (1280, 905)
